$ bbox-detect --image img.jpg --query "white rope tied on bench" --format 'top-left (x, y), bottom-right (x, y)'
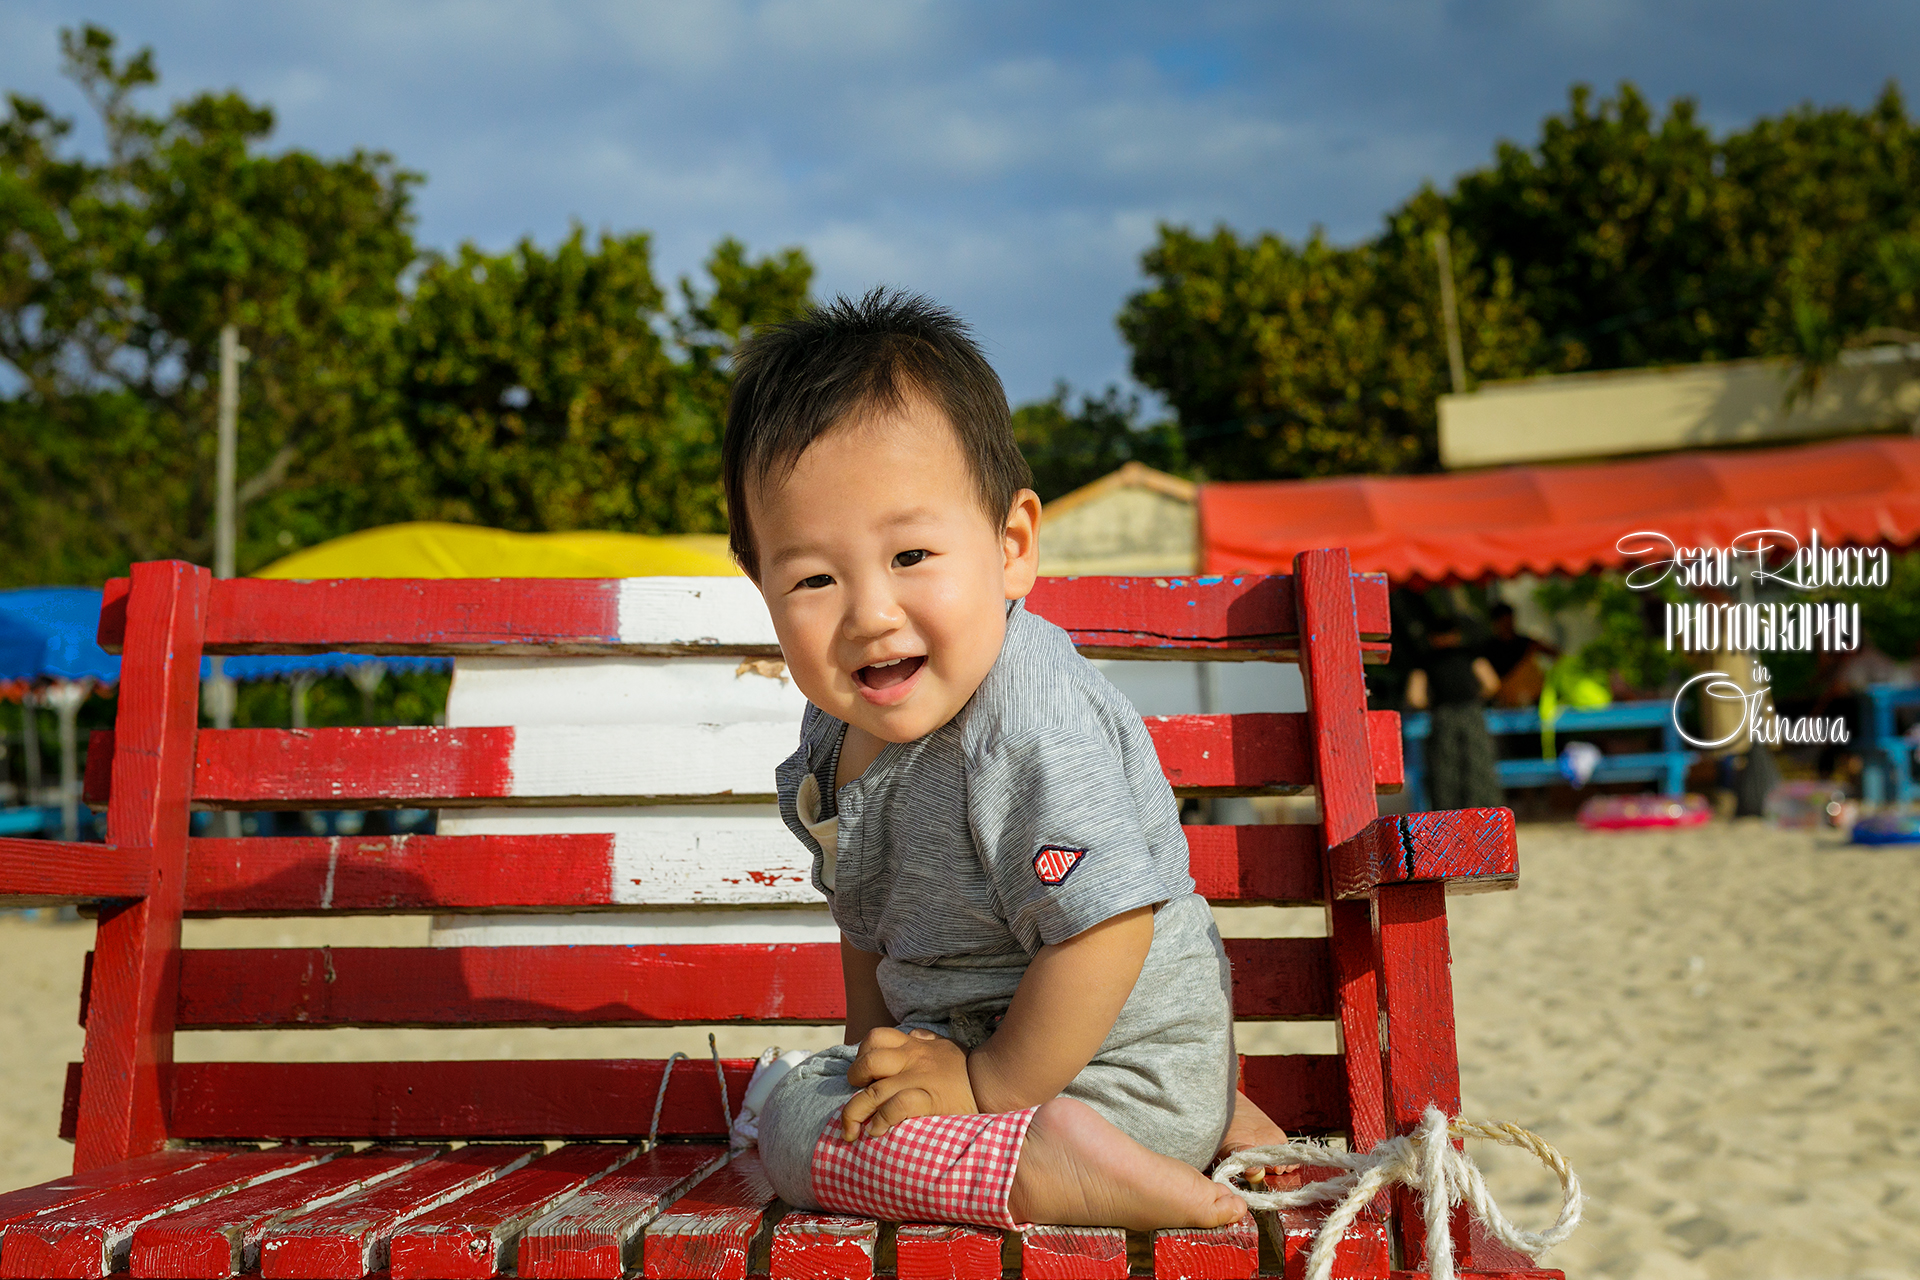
top-left (1211, 1107), bottom-right (1583, 1280)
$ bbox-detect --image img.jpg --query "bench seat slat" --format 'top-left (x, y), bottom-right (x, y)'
top-left (98, 574), bottom-right (1390, 656)
top-left (259, 1145), bottom-right (540, 1279)
top-left (1019, 1225), bottom-right (1127, 1279)
top-left (129, 1147), bottom-right (442, 1278)
top-left (1, 1147), bottom-right (336, 1280)
top-left (518, 1147), bottom-right (729, 1280)
top-left (0, 1151), bottom-right (232, 1236)
top-left (892, 1224), bottom-right (1003, 1280)
top-left (177, 824), bottom-right (1327, 915)
top-left (388, 1144), bottom-right (640, 1279)
top-left (640, 1156), bottom-right (777, 1280)
top-left (83, 714), bottom-right (1403, 809)
top-left (143, 938), bottom-right (1330, 1030)
top-left (769, 1212), bottom-right (879, 1280)
top-left (1151, 1220), bottom-right (1259, 1279)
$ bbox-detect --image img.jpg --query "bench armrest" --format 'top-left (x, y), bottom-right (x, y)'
top-left (1328, 808), bottom-right (1517, 902)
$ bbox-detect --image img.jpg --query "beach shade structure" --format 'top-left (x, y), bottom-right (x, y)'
top-left (1200, 433), bottom-right (1920, 582)
top-left (0, 588), bottom-right (125, 684)
top-left (0, 589), bottom-right (125, 839)
top-left (255, 521), bottom-right (741, 579)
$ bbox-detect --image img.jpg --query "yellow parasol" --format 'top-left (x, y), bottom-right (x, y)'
top-left (254, 522), bottom-right (740, 579)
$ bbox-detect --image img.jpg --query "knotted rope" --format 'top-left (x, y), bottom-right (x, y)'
top-left (1211, 1107), bottom-right (1583, 1280)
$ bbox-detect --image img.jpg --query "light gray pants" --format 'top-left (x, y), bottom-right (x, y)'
top-left (759, 893), bottom-right (1235, 1210)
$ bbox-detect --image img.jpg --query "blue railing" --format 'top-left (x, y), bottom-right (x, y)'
top-left (1400, 700), bottom-right (1694, 811)
top-left (1861, 684), bottom-right (1920, 806)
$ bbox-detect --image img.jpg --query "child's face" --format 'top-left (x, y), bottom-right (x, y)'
top-left (748, 391), bottom-right (1040, 745)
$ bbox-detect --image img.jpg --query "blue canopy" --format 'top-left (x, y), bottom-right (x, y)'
top-left (0, 588), bottom-right (124, 682)
top-left (0, 587), bottom-right (449, 683)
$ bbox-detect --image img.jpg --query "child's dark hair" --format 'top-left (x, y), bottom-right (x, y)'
top-left (723, 288), bottom-right (1032, 580)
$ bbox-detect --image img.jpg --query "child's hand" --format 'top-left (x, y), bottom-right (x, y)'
top-left (840, 1027), bottom-right (976, 1140)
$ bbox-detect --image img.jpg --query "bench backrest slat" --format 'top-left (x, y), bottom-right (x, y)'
top-left (79, 936), bottom-right (1333, 1032)
top-left (173, 824), bottom-right (1331, 916)
top-left (98, 573), bottom-right (1392, 657)
top-left (83, 712), bottom-right (1404, 808)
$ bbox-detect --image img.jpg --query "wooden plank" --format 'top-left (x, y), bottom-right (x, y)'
top-left (518, 1146), bottom-right (729, 1280)
top-left (388, 1144), bottom-right (639, 1279)
top-left (892, 1224), bottom-right (1002, 1280)
top-left (1328, 809), bottom-right (1518, 902)
top-left (1293, 548), bottom-right (1391, 1262)
top-left (770, 1213), bottom-right (879, 1280)
top-left (175, 823), bottom-right (1321, 916)
top-left (259, 1145), bottom-right (540, 1279)
top-left (182, 834), bottom-right (619, 915)
top-left (155, 1061), bottom-right (754, 1141)
top-left (1263, 1202), bottom-right (1392, 1280)
top-left (98, 578), bottom-right (773, 657)
top-left (641, 1155), bottom-right (777, 1280)
top-left (1026, 573), bottom-right (1392, 644)
top-left (1, 1147), bottom-right (334, 1279)
top-left (62, 1057), bottom-right (1346, 1145)
top-left (81, 713), bottom-right (1405, 810)
top-left (1018, 1225), bottom-right (1127, 1280)
top-left (150, 938), bottom-right (1327, 1031)
top-left (1184, 825), bottom-right (1323, 907)
top-left (0, 1151), bottom-right (232, 1234)
top-left (0, 837), bottom-right (148, 907)
top-left (129, 1147), bottom-right (443, 1278)
top-left (1151, 1219), bottom-right (1259, 1280)
top-left (1454, 1219), bottom-right (1564, 1277)
top-left (76, 560), bottom-right (210, 1172)
top-left (1235, 1055), bottom-right (1350, 1137)
top-left (1375, 882), bottom-right (1466, 1271)
top-left (96, 574), bottom-right (1389, 656)
top-left (1142, 713), bottom-right (1402, 795)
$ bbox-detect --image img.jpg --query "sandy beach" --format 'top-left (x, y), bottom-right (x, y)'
top-left (2, 821), bottom-right (1916, 1278)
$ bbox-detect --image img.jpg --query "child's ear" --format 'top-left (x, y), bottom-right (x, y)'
top-left (1002, 489), bottom-right (1042, 599)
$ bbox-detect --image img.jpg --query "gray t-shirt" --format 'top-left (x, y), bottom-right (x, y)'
top-left (775, 601), bottom-right (1200, 1028)
top-left (765, 601), bottom-right (1235, 1174)
top-left (778, 601), bottom-right (1193, 949)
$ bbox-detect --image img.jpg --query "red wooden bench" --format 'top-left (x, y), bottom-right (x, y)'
top-left (0, 548), bottom-right (1555, 1280)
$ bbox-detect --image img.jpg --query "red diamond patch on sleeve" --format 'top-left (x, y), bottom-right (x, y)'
top-left (1032, 845), bottom-right (1087, 886)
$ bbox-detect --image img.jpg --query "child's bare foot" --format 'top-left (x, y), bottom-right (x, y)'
top-left (1008, 1098), bottom-right (1247, 1230)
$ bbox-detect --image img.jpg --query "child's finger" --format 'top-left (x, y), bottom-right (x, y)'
top-left (846, 1045), bottom-right (908, 1088)
top-left (862, 1086), bottom-right (936, 1140)
top-left (839, 1076), bottom-right (911, 1140)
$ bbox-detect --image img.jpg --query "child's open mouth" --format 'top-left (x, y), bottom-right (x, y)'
top-left (855, 655), bottom-right (926, 691)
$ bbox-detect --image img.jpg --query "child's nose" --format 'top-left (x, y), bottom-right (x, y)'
top-left (843, 579), bottom-right (904, 639)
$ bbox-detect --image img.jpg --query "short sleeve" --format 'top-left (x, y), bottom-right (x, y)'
top-left (966, 725), bottom-right (1180, 951)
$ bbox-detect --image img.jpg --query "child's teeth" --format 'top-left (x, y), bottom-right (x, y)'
top-left (873, 658), bottom-right (902, 668)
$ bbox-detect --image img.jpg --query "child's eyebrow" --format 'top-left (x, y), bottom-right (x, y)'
top-left (876, 506), bottom-right (941, 528)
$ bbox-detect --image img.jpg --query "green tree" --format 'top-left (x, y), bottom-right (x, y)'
top-left (1, 25), bottom-right (816, 581)
top-left (0, 25), bottom-right (418, 585)
top-left (1011, 383), bottom-right (1187, 501)
top-left (394, 232), bottom-right (810, 536)
top-left (1122, 82), bottom-right (1920, 481)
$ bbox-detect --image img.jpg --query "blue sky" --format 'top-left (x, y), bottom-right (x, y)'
top-left (3, 1), bottom-right (1916, 406)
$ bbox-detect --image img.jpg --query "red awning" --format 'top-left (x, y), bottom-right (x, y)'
top-left (1199, 434), bottom-right (1920, 582)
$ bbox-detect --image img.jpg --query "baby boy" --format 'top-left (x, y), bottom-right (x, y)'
top-left (729, 289), bottom-right (1259, 1230)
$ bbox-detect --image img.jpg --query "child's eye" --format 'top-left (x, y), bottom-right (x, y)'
top-left (796, 573), bottom-right (834, 590)
top-left (893, 549), bottom-right (929, 568)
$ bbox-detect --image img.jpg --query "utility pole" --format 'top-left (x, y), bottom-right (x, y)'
top-left (213, 324), bottom-right (244, 837)
top-left (1431, 230), bottom-right (1468, 396)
